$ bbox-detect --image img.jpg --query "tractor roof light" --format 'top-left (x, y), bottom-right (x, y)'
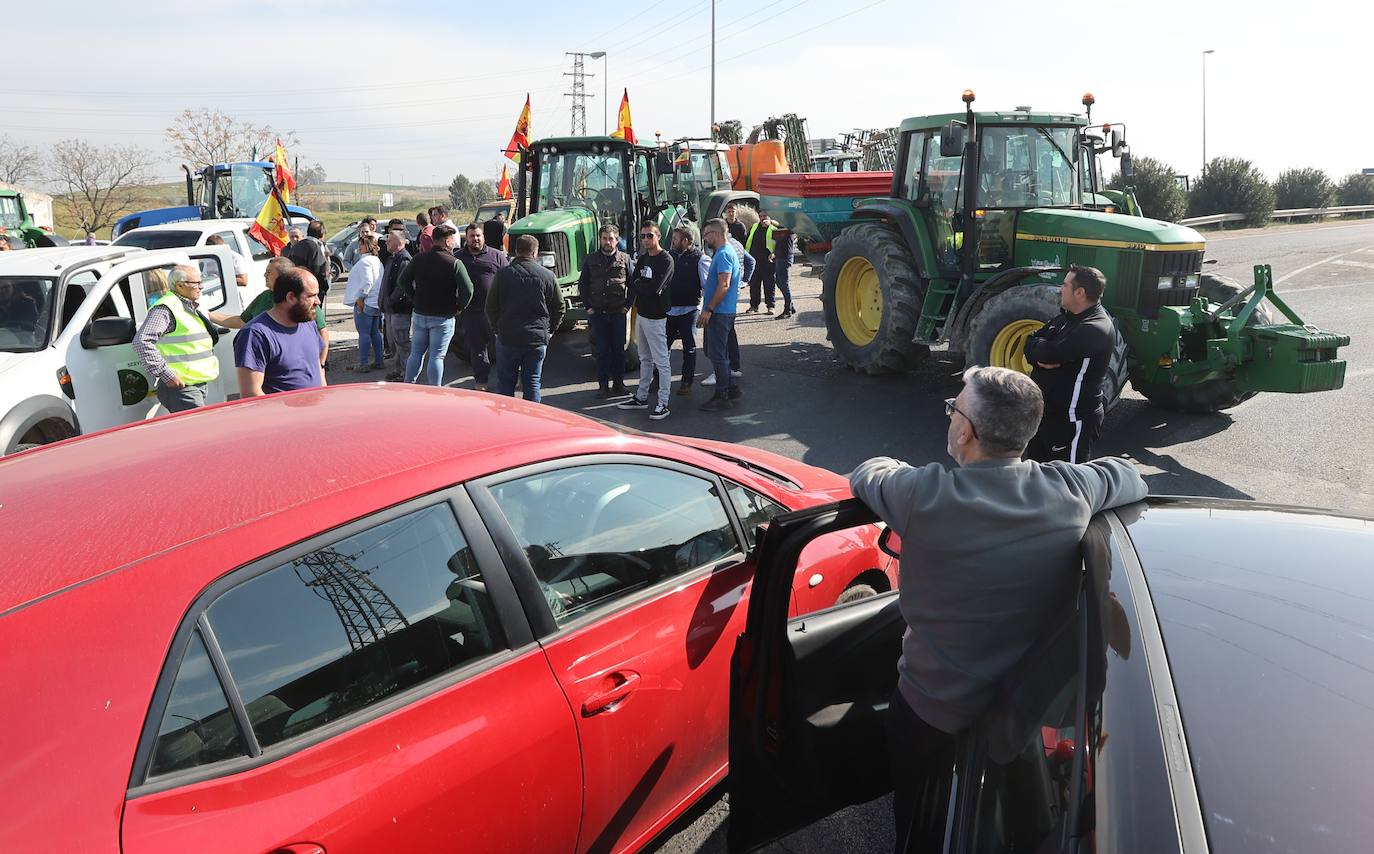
top-left (962, 89), bottom-right (976, 104)
top-left (1082, 92), bottom-right (1096, 107)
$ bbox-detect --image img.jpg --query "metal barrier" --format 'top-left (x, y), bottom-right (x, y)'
top-left (1180, 205), bottom-right (1374, 227)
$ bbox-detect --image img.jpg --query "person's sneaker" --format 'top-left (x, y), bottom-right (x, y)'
top-left (765, 305), bottom-right (774, 314)
top-left (700, 395), bottom-right (735, 412)
top-left (650, 403), bottom-right (670, 421)
top-left (677, 383), bottom-right (693, 396)
top-left (731, 369), bottom-right (743, 377)
top-left (727, 386), bottom-right (743, 400)
top-left (743, 307), bottom-right (758, 314)
top-left (617, 396), bottom-right (650, 410)
top-left (702, 373), bottom-right (717, 386)
top-left (385, 371), bottom-right (404, 381)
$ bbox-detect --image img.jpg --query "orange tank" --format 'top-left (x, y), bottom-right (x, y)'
top-left (728, 141), bottom-right (789, 192)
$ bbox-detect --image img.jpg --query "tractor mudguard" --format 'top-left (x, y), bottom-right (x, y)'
top-left (946, 265), bottom-right (1066, 352)
top-left (850, 200), bottom-right (938, 283)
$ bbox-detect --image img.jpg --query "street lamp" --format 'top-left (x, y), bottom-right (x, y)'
top-left (1202, 49), bottom-right (1215, 175)
top-left (589, 51), bottom-right (607, 135)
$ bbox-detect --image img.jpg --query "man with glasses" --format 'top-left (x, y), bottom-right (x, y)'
top-left (697, 218), bottom-right (743, 411)
top-left (849, 365), bottom-right (1146, 852)
top-left (618, 223), bottom-right (674, 420)
top-left (133, 264), bottom-right (221, 414)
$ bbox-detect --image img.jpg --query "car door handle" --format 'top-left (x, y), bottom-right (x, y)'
top-left (581, 671), bottom-right (641, 716)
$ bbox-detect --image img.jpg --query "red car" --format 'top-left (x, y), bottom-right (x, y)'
top-left (0, 385), bottom-right (895, 854)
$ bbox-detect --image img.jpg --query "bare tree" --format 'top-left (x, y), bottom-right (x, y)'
top-left (48, 139), bottom-right (156, 235)
top-left (165, 108), bottom-right (298, 167)
top-left (0, 135), bottom-right (42, 185)
top-left (294, 162), bottom-right (328, 208)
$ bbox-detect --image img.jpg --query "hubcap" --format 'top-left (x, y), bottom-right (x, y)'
top-left (989, 319), bottom-right (1045, 374)
top-left (836, 257), bottom-right (882, 346)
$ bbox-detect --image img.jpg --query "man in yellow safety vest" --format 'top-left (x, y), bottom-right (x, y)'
top-left (743, 213), bottom-right (777, 314)
top-left (132, 264), bottom-right (221, 413)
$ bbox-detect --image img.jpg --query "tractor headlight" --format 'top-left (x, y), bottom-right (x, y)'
top-left (540, 251), bottom-right (557, 268)
top-left (1157, 276), bottom-right (1175, 290)
top-left (1184, 274), bottom-right (1200, 288)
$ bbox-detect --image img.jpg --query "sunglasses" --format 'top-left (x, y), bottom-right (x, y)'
top-left (639, 233), bottom-right (656, 240)
top-left (944, 398), bottom-right (980, 440)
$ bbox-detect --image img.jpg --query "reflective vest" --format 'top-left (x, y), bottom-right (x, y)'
top-left (745, 223), bottom-right (776, 255)
top-left (152, 292), bottom-right (219, 384)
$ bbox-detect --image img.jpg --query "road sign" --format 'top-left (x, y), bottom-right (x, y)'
top-left (381, 192), bottom-right (394, 208)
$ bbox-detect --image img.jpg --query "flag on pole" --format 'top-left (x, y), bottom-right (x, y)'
top-left (271, 138), bottom-right (296, 204)
top-left (503, 95), bottom-right (532, 164)
top-left (610, 89), bottom-right (636, 145)
top-left (249, 177), bottom-right (291, 256)
top-left (674, 139), bottom-right (691, 168)
top-left (497, 164), bottom-right (513, 200)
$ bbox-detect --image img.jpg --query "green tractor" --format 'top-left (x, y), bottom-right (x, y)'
top-left (820, 92), bottom-right (1347, 413)
top-left (0, 189), bottom-right (67, 249)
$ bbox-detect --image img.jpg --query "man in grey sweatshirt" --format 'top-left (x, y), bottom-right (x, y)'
top-left (848, 365), bottom-right (1147, 853)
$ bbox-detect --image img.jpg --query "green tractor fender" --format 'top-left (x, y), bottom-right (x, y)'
top-left (945, 265), bottom-right (1065, 353)
top-left (847, 199), bottom-right (939, 283)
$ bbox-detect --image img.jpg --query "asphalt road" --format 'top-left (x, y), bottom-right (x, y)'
top-left (323, 218), bottom-right (1374, 852)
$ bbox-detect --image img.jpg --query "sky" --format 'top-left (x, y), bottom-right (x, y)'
top-left (8, 0), bottom-right (1372, 193)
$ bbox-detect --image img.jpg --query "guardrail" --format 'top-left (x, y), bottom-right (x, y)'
top-left (1180, 204), bottom-right (1374, 227)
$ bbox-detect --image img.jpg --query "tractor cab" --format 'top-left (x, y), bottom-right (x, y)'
top-left (111, 163), bottom-right (314, 239)
top-left (662, 138), bottom-right (758, 225)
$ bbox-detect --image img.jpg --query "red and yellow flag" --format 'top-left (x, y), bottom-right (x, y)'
top-left (497, 164), bottom-right (513, 200)
top-left (249, 180), bottom-right (290, 256)
top-left (272, 138), bottom-right (296, 204)
top-left (610, 89), bottom-right (636, 145)
top-left (674, 140), bottom-right (691, 168)
top-left (503, 95), bottom-right (532, 164)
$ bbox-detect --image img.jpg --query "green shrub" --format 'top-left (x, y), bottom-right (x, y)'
top-left (1274, 168), bottom-right (1335, 210)
top-left (1108, 156), bottom-right (1187, 222)
top-left (1337, 173), bottom-right (1374, 206)
top-left (1189, 157), bottom-right (1276, 227)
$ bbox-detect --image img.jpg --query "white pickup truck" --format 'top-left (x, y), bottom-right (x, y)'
top-left (0, 244), bottom-right (240, 454)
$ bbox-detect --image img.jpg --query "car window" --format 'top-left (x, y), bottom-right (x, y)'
top-left (243, 230), bottom-right (273, 261)
top-left (195, 257), bottom-right (229, 312)
top-left (489, 464), bottom-right (739, 625)
top-left (148, 630), bottom-right (249, 778)
top-left (113, 230), bottom-right (200, 250)
top-left (726, 482), bottom-right (787, 550)
top-left (200, 503), bottom-right (505, 750)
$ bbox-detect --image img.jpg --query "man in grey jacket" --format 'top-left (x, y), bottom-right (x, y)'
top-left (848, 365), bottom-right (1147, 853)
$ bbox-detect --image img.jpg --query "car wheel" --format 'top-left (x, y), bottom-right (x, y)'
top-left (836, 584), bottom-right (878, 605)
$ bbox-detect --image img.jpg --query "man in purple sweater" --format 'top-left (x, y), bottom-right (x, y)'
top-left (234, 269), bottom-right (327, 397)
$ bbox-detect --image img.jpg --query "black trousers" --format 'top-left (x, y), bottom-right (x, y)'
top-left (888, 688), bottom-right (958, 854)
top-left (748, 256), bottom-right (775, 309)
top-left (461, 310), bottom-right (495, 384)
top-left (1026, 405), bottom-right (1104, 464)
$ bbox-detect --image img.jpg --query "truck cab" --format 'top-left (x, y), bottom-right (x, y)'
top-left (0, 244), bottom-right (242, 454)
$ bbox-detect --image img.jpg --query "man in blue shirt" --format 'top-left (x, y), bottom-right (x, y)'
top-left (697, 218), bottom-right (742, 411)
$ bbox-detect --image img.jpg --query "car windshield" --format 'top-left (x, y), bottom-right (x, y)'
top-left (538, 150), bottom-right (626, 219)
top-left (0, 276), bottom-right (55, 352)
top-left (978, 126), bottom-right (1080, 208)
top-left (114, 230), bottom-right (200, 250)
top-left (0, 196), bottom-right (23, 230)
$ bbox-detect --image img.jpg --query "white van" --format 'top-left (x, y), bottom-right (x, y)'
top-left (0, 244), bottom-right (240, 454)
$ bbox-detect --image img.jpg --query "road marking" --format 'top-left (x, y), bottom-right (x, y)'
top-left (1333, 259), bottom-right (1374, 271)
top-left (1274, 245), bottom-right (1374, 285)
top-left (1284, 280), bottom-right (1372, 294)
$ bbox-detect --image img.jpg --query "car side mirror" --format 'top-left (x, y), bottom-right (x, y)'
top-left (81, 316), bottom-right (136, 349)
top-left (940, 122), bottom-right (966, 158)
top-left (1120, 151), bottom-right (1134, 179)
top-left (1111, 127), bottom-right (1126, 158)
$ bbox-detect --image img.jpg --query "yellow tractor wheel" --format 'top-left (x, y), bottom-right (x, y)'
top-left (835, 256), bottom-right (883, 347)
top-left (988, 319), bottom-right (1045, 374)
top-left (966, 285), bottom-right (1062, 376)
top-left (821, 222), bottom-right (927, 374)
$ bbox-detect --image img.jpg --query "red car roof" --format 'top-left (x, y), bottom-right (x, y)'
top-left (0, 385), bottom-right (630, 616)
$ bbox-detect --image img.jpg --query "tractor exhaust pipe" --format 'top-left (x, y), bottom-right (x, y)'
top-left (181, 164), bottom-right (194, 207)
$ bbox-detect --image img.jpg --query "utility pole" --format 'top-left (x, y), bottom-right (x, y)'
top-left (564, 52), bottom-right (596, 136)
top-left (710, 0), bottom-right (716, 135)
top-left (1202, 49), bottom-right (1215, 176)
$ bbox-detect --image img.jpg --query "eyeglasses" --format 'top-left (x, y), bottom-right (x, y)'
top-left (182, 280), bottom-right (204, 286)
top-left (944, 398), bottom-right (979, 439)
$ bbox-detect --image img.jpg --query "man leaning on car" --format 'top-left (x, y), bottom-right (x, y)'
top-left (133, 264), bottom-right (221, 414)
top-left (848, 365), bottom-right (1147, 853)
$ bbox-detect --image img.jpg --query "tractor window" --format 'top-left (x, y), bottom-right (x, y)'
top-left (899, 132), bottom-right (925, 201)
top-left (537, 150), bottom-right (625, 221)
top-left (978, 126), bottom-right (1078, 209)
top-left (0, 196), bottom-right (22, 230)
top-left (920, 131), bottom-right (964, 270)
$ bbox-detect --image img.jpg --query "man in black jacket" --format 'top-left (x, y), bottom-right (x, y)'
top-left (1023, 265), bottom-right (1116, 463)
top-left (456, 223), bottom-right (509, 391)
top-left (577, 224), bottom-right (631, 398)
top-left (487, 235), bottom-right (563, 402)
top-left (397, 224), bottom-right (473, 385)
top-left (286, 220), bottom-right (331, 298)
top-left (666, 226), bottom-right (704, 394)
top-left (378, 229), bottom-right (412, 381)
top-left (618, 222), bottom-right (674, 420)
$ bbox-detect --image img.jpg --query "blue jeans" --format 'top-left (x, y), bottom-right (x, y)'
top-left (588, 310), bottom-right (626, 384)
top-left (705, 311), bottom-right (736, 394)
top-left (406, 313), bottom-right (456, 386)
top-left (666, 311), bottom-right (698, 383)
top-left (495, 342), bottom-right (546, 402)
top-left (775, 258), bottom-right (794, 313)
top-left (355, 308), bottom-right (384, 366)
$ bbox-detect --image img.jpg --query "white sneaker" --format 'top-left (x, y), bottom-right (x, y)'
top-left (702, 374), bottom-right (716, 386)
top-left (731, 370), bottom-right (743, 377)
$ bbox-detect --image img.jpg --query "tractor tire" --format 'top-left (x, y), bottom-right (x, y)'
top-left (821, 222), bottom-right (927, 374)
top-left (968, 285), bottom-right (1131, 410)
top-left (1132, 273), bottom-right (1276, 414)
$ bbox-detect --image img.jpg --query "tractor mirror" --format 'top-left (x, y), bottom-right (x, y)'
top-left (1111, 126), bottom-right (1126, 157)
top-left (940, 122), bottom-right (966, 158)
top-left (1120, 151), bottom-right (1134, 179)
top-left (654, 150), bottom-right (674, 175)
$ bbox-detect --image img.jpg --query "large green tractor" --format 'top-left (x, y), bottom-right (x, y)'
top-left (509, 136), bottom-right (696, 370)
top-left (0, 189), bottom-right (68, 249)
top-left (820, 92), bottom-right (1347, 413)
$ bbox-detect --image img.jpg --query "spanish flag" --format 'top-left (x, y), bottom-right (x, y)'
top-left (249, 178), bottom-right (290, 256)
top-left (497, 164), bottom-right (513, 200)
top-left (674, 140), bottom-right (691, 168)
top-left (272, 138), bottom-right (296, 204)
top-left (610, 89), bottom-right (636, 145)
top-left (503, 95), bottom-right (532, 164)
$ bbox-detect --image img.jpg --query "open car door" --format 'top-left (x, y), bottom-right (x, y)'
top-left (729, 500), bottom-right (1112, 854)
